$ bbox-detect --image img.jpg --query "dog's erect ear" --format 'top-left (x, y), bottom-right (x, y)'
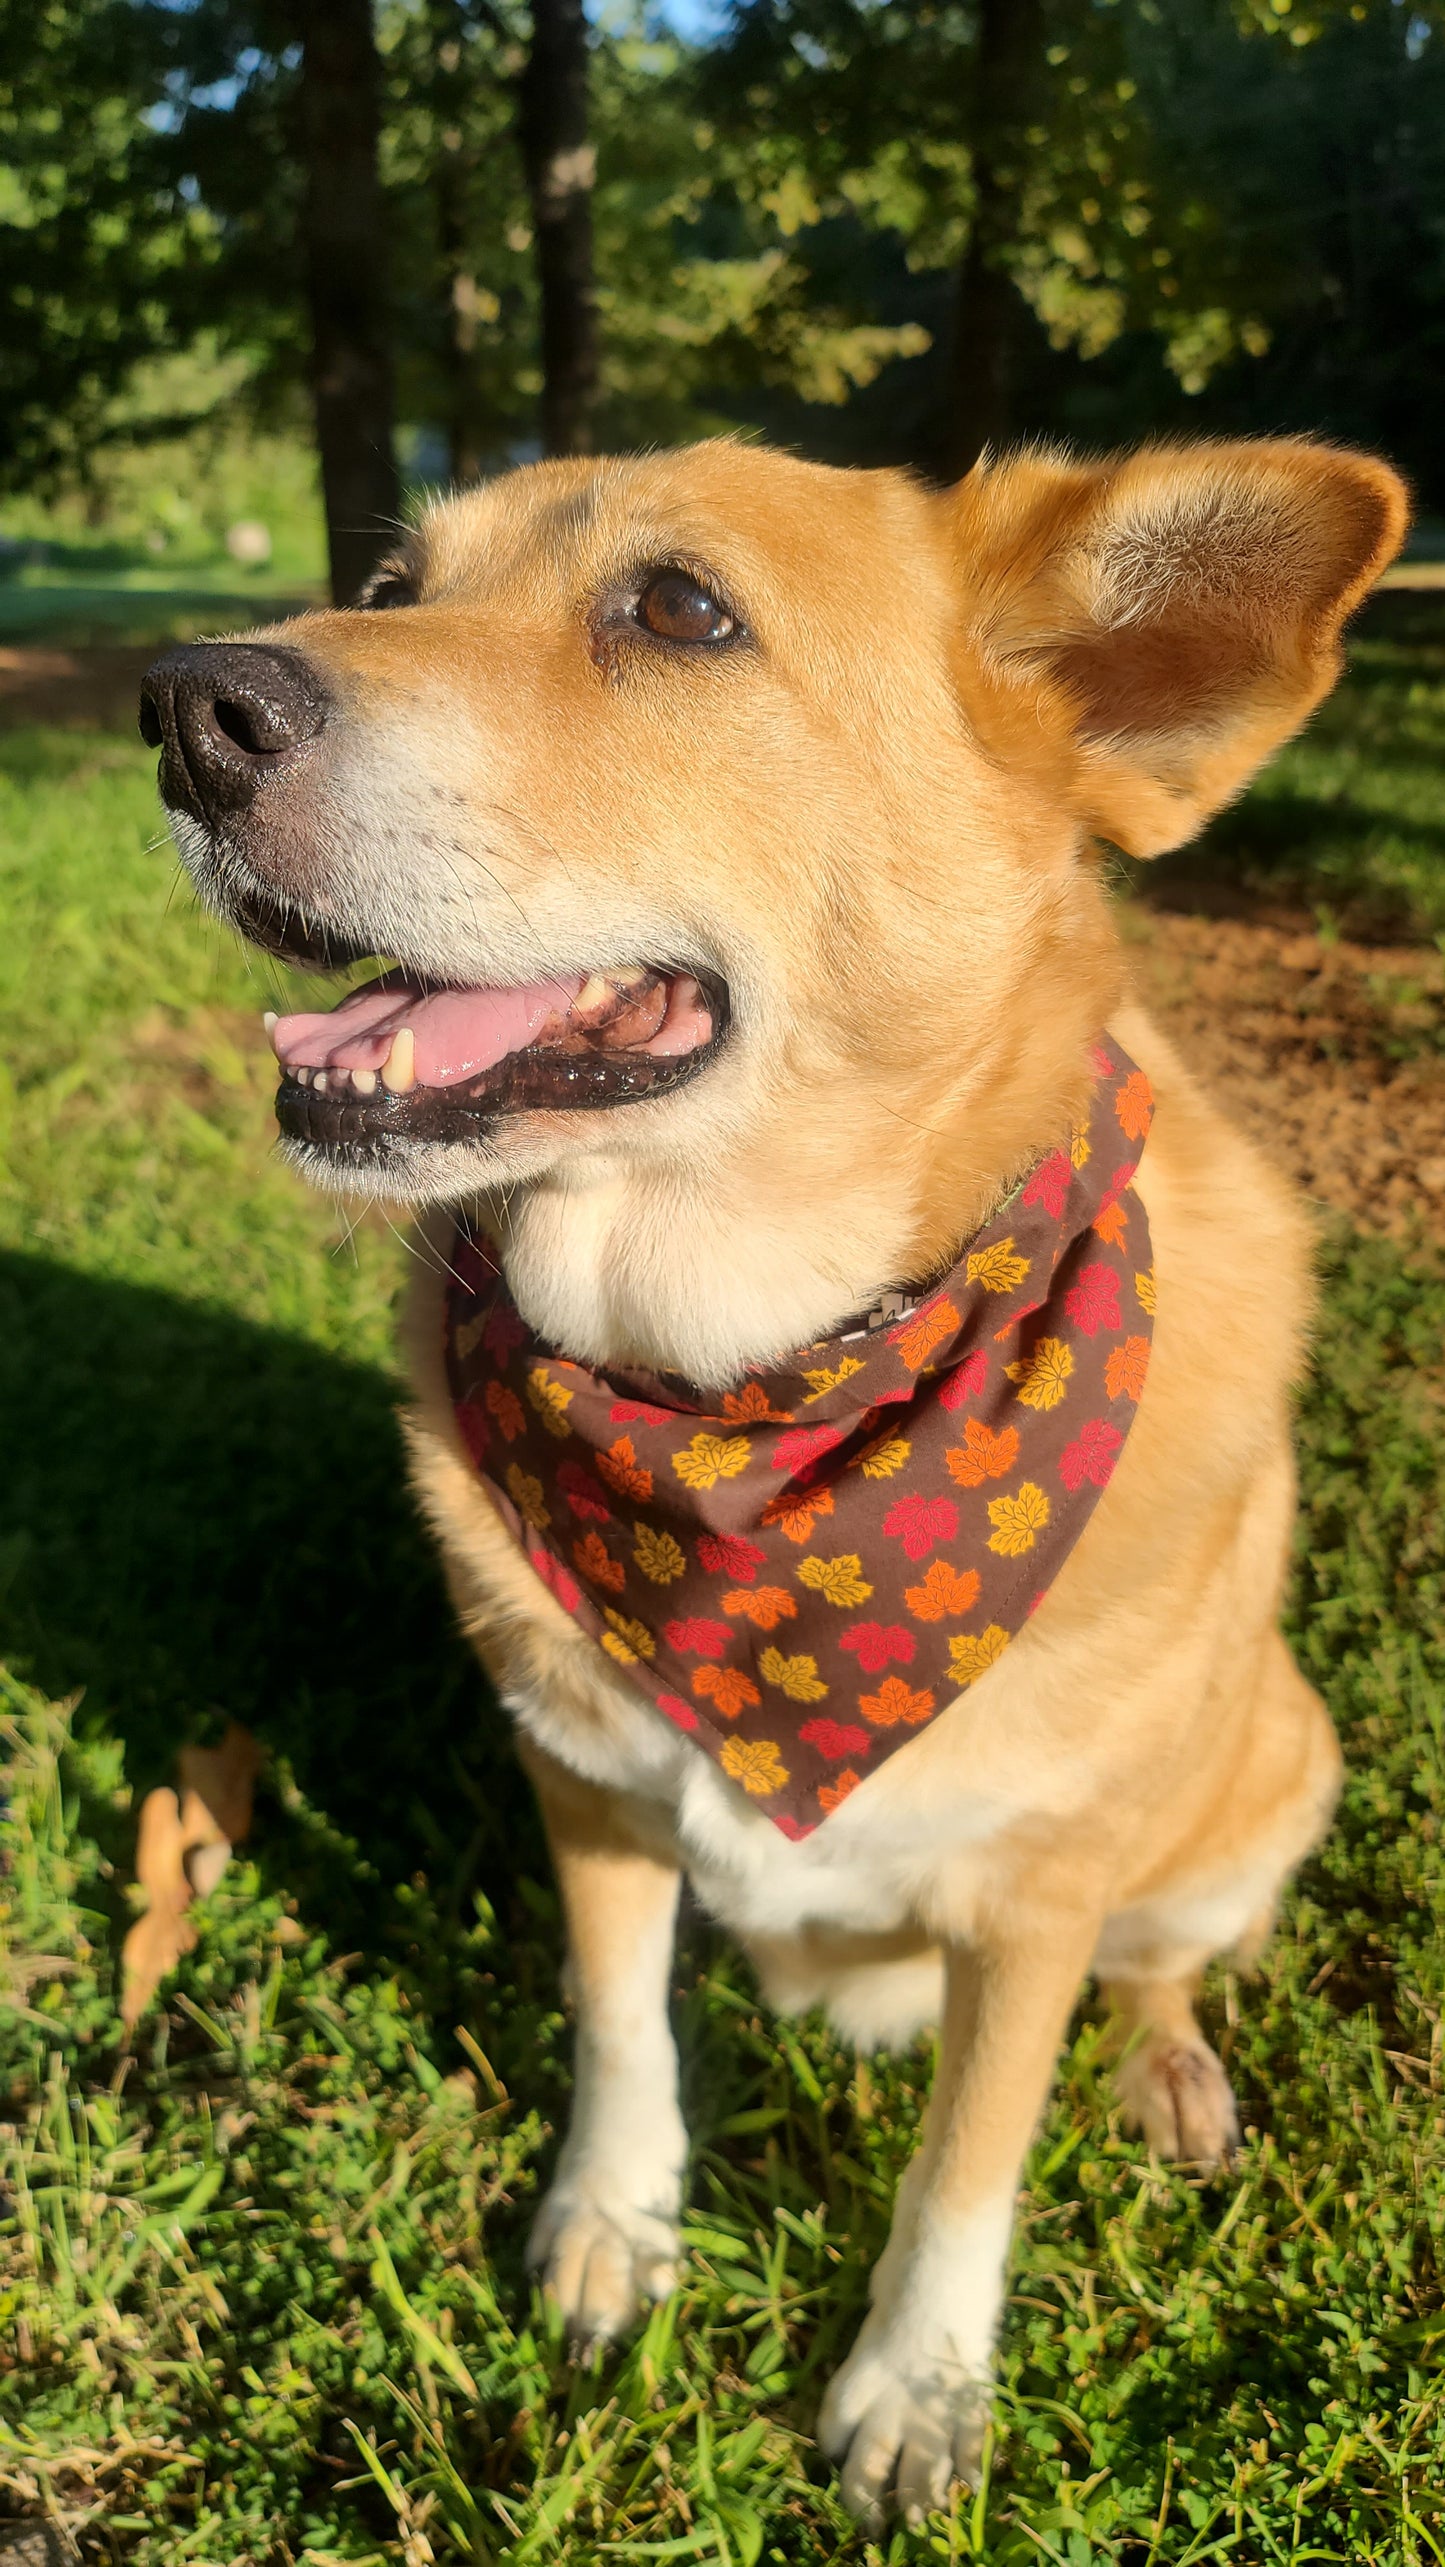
top-left (949, 438), bottom-right (1409, 856)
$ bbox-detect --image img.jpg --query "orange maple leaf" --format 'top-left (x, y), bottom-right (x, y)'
top-left (572, 1528), bottom-right (626, 1593)
top-left (904, 1559), bottom-right (982, 1623)
top-left (760, 1484), bottom-right (836, 1542)
top-left (1105, 1335), bottom-right (1151, 1401)
top-left (945, 1418), bottom-right (1021, 1489)
top-left (595, 1434), bottom-right (653, 1502)
top-left (692, 1662), bottom-right (761, 1718)
top-left (859, 1675), bottom-right (937, 1729)
top-left (1115, 1070), bottom-right (1154, 1141)
top-left (1092, 1198), bottom-right (1129, 1249)
top-left (819, 1766), bottom-right (863, 1815)
top-left (719, 1380), bottom-right (795, 1425)
top-left (891, 1296), bottom-right (960, 1372)
top-left (722, 1584), bottom-right (798, 1629)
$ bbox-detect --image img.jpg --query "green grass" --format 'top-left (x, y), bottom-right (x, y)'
top-left (2, 634), bottom-right (1445, 2561)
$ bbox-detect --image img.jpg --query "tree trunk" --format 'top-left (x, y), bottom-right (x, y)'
top-left (941, 0), bottom-right (1045, 482)
top-left (429, 0), bottom-right (487, 487)
top-left (517, 0), bottom-right (599, 457)
top-left (295, 0), bottom-right (401, 602)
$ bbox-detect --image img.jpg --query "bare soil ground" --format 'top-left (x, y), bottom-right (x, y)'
top-left (7, 640), bottom-right (1441, 1247)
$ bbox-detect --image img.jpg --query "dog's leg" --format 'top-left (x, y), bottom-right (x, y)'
top-left (1103, 1970), bottom-right (1240, 2164)
top-left (522, 1748), bottom-right (686, 2346)
top-left (819, 1906), bottom-right (1098, 2526)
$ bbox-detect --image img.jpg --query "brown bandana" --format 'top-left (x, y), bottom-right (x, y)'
top-left (443, 1037), bottom-right (1156, 1838)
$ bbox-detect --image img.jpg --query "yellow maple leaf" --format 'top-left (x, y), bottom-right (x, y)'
top-left (604, 1609), bottom-right (655, 1660)
top-left (986, 1481), bottom-right (1051, 1557)
top-left (525, 1365), bottom-right (574, 1438)
top-left (453, 1312), bottom-right (489, 1360)
top-left (801, 1356), bottom-right (866, 1403)
top-left (673, 1430), bottom-right (752, 1491)
top-left (601, 1629), bottom-right (638, 1665)
top-left (857, 1433), bottom-right (911, 1479)
top-left (1136, 1265), bottom-right (1158, 1317)
top-left (948, 1625), bottom-right (1011, 1687)
top-left (1069, 1123), bottom-right (1092, 1170)
top-left (505, 1464), bottom-right (550, 1531)
top-left (720, 1736), bottom-right (790, 1797)
top-left (795, 1552), bottom-right (874, 1608)
top-left (966, 1236), bottom-right (1032, 1294)
top-left (1004, 1336), bottom-right (1074, 1411)
top-left (759, 1647), bottom-right (829, 1702)
top-left (632, 1524), bottom-right (686, 1585)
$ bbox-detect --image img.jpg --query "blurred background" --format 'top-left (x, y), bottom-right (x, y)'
top-left (2, 0), bottom-right (1444, 628)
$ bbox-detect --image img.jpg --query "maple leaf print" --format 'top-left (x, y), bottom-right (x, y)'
top-left (484, 1378), bottom-right (526, 1442)
top-left (602, 1631), bottom-right (637, 1666)
top-left (453, 1311), bottom-right (489, 1362)
top-left (939, 1350), bottom-right (988, 1412)
top-left (759, 1647), bottom-right (829, 1702)
top-left (1069, 1122), bottom-right (1092, 1170)
top-left (1135, 1265), bottom-right (1158, 1317)
top-left (1005, 1337), bottom-right (1074, 1411)
top-left (987, 1481), bottom-right (1051, 1557)
top-left (456, 1400), bottom-right (490, 1466)
top-left (946, 1419), bottom-right (1021, 1489)
top-left (525, 1365), bottom-right (574, 1439)
top-left (482, 1299), bottom-right (526, 1362)
top-left (948, 1625), bottom-right (1010, 1686)
top-left (632, 1524), bottom-right (687, 1585)
top-left (528, 1545), bottom-right (582, 1612)
top-left (1021, 1149), bottom-right (1072, 1219)
top-left (771, 1423), bottom-right (844, 1477)
top-left (505, 1464), bottom-right (549, 1531)
top-left (890, 1296), bottom-right (960, 1371)
top-left (818, 1767), bottom-right (863, 1815)
top-left (796, 1552), bottom-right (874, 1607)
top-left (663, 1615), bottom-right (732, 1659)
top-left (1059, 1418), bottom-right (1124, 1492)
top-left (904, 1560), bottom-right (982, 1622)
top-left (722, 1585), bottom-right (797, 1630)
top-left (839, 1621), bottom-right (917, 1673)
top-left (760, 1485), bottom-right (836, 1542)
top-left (860, 1675), bottom-right (936, 1729)
top-left (596, 1435), bottom-right (654, 1502)
top-left (1105, 1336), bottom-right (1151, 1401)
top-left (720, 1736), bottom-right (790, 1797)
top-left (855, 1430), bottom-right (911, 1479)
top-left (1092, 1198), bottom-right (1129, 1249)
top-left (799, 1718), bottom-right (873, 1760)
top-left (556, 1459), bottom-right (612, 1523)
top-left (719, 1381), bottom-right (795, 1425)
top-left (674, 1430), bottom-right (752, 1491)
top-left (693, 1663), bottom-right (760, 1718)
top-left (1115, 1068), bottom-right (1155, 1141)
top-left (610, 1397), bottom-right (672, 1426)
top-left (604, 1609), bottom-right (654, 1660)
top-left (1064, 1262), bottom-right (1121, 1338)
top-left (656, 1692), bottom-right (699, 1731)
top-left (966, 1237), bottom-right (1031, 1294)
top-left (698, 1530), bottom-right (767, 1582)
top-left (882, 1492), bottom-right (958, 1560)
top-left (801, 1356), bottom-right (866, 1402)
top-left (572, 1529), bottom-right (626, 1594)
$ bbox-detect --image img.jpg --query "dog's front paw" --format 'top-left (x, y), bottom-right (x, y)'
top-left (1115, 2033), bottom-right (1240, 2166)
top-left (818, 2326), bottom-right (989, 2529)
top-left (527, 2183), bottom-right (680, 2349)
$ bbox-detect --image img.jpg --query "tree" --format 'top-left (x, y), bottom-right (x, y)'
top-left (517, 0), bottom-right (599, 454)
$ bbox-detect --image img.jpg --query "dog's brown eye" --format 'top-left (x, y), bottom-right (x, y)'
top-left (360, 568), bottom-right (416, 611)
top-left (635, 571), bottom-right (735, 644)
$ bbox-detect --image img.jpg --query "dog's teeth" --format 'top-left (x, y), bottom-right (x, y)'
top-left (575, 972), bottom-right (611, 1012)
top-left (611, 966), bottom-right (649, 989)
top-left (312, 1069), bottom-right (328, 1095)
top-left (351, 1068), bottom-right (377, 1095)
top-left (295, 1065), bottom-right (312, 1086)
top-left (263, 1010), bottom-right (278, 1035)
top-left (383, 1026), bottom-right (416, 1093)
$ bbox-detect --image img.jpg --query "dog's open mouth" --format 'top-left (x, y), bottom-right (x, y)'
top-left (268, 963), bottom-right (726, 1154)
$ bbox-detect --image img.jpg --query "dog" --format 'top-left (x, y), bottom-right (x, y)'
top-left (141, 433), bottom-right (1407, 2525)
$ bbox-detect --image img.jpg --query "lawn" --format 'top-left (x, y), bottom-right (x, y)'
top-left (2, 593), bottom-right (1445, 2564)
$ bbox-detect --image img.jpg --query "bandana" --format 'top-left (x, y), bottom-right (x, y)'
top-left (443, 1037), bottom-right (1156, 1839)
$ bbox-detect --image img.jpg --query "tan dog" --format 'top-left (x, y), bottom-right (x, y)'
top-left (142, 434), bottom-right (1407, 2524)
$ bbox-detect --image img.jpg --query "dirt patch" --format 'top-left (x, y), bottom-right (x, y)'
top-left (0, 643), bottom-right (161, 732)
top-left (1125, 905), bottom-right (1445, 1242)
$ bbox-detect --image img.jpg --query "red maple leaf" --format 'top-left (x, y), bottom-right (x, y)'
top-left (1063, 1261), bottom-right (1121, 1339)
top-left (938, 1350), bottom-right (987, 1412)
top-left (799, 1717), bottom-right (874, 1761)
top-left (839, 1621), bottom-right (917, 1674)
top-left (697, 1530), bottom-right (767, 1583)
top-left (1059, 1416), bottom-right (1124, 1491)
top-left (1021, 1149), bottom-right (1072, 1220)
top-left (771, 1423), bottom-right (845, 1477)
top-left (882, 1492), bottom-right (958, 1560)
top-left (656, 1691), bottom-right (699, 1731)
top-left (610, 1397), bottom-right (672, 1425)
top-left (556, 1460), bottom-right (612, 1522)
top-left (663, 1616), bottom-right (733, 1659)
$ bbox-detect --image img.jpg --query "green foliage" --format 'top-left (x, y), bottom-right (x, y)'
top-left (2, 611), bottom-right (1445, 2554)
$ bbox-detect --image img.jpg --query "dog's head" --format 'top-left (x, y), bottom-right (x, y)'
top-left (143, 435), bottom-right (1405, 1272)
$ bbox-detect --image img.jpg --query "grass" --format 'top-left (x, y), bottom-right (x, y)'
top-left (1, 601), bottom-right (1445, 2562)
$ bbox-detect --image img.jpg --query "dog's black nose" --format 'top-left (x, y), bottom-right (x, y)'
top-left (139, 643), bottom-right (330, 823)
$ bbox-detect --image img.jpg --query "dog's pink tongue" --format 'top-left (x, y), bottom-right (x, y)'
top-left (270, 976), bottom-right (582, 1085)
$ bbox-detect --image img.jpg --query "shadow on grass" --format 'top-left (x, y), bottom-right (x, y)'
top-left (0, 1247), bottom-right (545, 1974)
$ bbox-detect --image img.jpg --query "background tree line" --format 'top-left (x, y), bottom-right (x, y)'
top-left (2, 0), bottom-right (1442, 601)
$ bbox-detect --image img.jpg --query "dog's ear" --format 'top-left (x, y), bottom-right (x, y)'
top-left (949, 438), bottom-right (1409, 856)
